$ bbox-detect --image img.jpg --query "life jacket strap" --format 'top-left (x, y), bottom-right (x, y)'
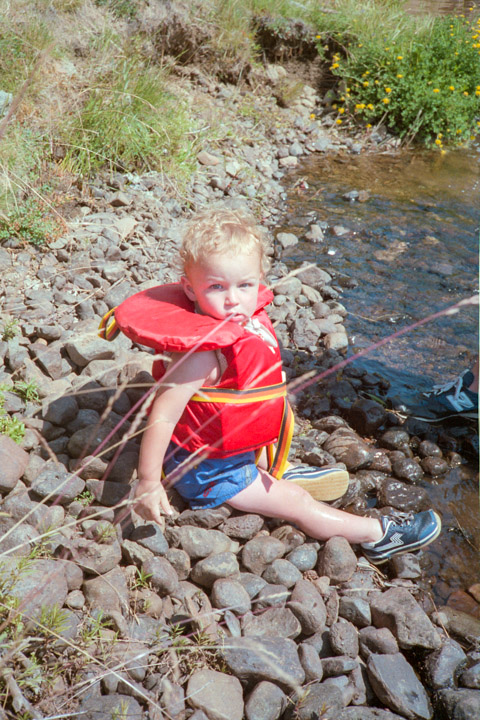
top-left (98, 307), bottom-right (120, 341)
top-left (190, 382), bottom-right (286, 404)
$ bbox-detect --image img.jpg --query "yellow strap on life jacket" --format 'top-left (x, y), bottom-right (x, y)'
top-left (98, 307), bottom-right (120, 341)
top-left (190, 382), bottom-right (286, 405)
top-left (191, 384), bottom-right (293, 479)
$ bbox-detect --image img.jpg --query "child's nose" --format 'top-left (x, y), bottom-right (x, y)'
top-left (225, 288), bottom-right (239, 305)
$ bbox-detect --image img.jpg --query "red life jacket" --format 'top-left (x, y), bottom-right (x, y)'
top-left (101, 283), bottom-right (291, 466)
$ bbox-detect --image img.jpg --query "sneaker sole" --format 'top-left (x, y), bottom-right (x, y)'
top-left (410, 411), bottom-right (478, 423)
top-left (363, 512), bottom-right (442, 565)
top-left (284, 469), bottom-right (350, 502)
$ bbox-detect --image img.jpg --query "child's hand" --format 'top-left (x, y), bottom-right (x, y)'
top-left (134, 479), bottom-right (173, 524)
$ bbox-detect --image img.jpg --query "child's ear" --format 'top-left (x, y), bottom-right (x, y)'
top-left (181, 275), bottom-right (196, 302)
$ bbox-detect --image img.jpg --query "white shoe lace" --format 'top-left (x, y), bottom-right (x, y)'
top-left (426, 371), bottom-right (467, 399)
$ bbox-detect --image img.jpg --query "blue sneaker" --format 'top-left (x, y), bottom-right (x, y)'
top-left (361, 510), bottom-right (442, 565)
top-left (394, 371), bottom-right (477, 423)
top-left (282, 465), bottom-right (349, 501)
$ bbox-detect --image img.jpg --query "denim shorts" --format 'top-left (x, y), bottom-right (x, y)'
top-left (163, 443), bottom-right (259, 509)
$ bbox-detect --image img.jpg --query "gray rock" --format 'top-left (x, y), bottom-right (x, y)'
top-left (420, 456), bottom-right (449, 476)
top-left (131, 523), bottom-right (168, 556)
top-left (370, 587), bottom-right (441, 651)
top-left (221, 514), bottom-right (264, 540)
top-left (245, 681), bottom-right (287, 720)
top-left (359, 627), bottom-right (399, 659)
top-left (42, 395), bottom-right (79, 425)
top-left (324, 330), bottom-right (349, 351)
top-left (65, 331), bottom-right (115, 367)
top-left (323, 429), bottom-right (374, 471)
top-left (211, 578), bottom-right (252, 615)
top-left (77, 693), bottom-right (143, 720)
top-left (436, 688), bottom-right (480, 720)
top-left (239, 572), bottom-right (267, 599)
top-left (432, 606), bottom-right (480, 646)
top-left (291, 683), bottom-right (345, 720)
top-left (367, 653), bottom-right (433, 720)
top-left (296, 265), bottom-right (332, 289)
top-left (242, 536), bottom-right (285, 575)
top-left (255, 583), bottom-right (290, 609)
top-left (186, 669), bottom-right (243, 720)
top-left (424, 638), bottom-right (467, 689)
top-left (390, 456), bottom-right (423, 483)
top-left (142, 556), bottom-right (179, 597)
top-left (165, 548), bottom-right (191, 580)
top-left (298, 642), bottom-right (324, 682)
top-left (2, 557), bottom-right (68, 617)
top-left (317, 536), bottom-right (357, 584)
top-left (276, 232), bottom-right (298, 249)
top-left (60, 537), bottom-right (122, 576)
top-left (292, 317), bottom-right (322, 349)
top-left (288, 579), bottom-right (327, 635)
top-left (286, 544), bottom-right (318, 571)
top-left (190, 552), bottom-right (240, 588)
top-left (339, 597), bottom-right (372, 628)
top-left (167, 525), bottom-right (238, 560)
top-left (262, 559), bottom-right (302, 588)
top-left (322, 655), bottom-right (358, 677)
top-left (330, 620), bottom-right (359, 658)
top-left (391, 553), bottom-right (422, 579)
top-left (380, 430), bottom-right (411, 450)
top-left (177, 506), bottom-right (231, 528)
top-left (31, 462), bottom-right (85, 505)
top-left (378, 480), bottom-right (428, 512)
top-left (459, 662), bottom-right (480, 689)
top-left (160, 678), bottom-right (185, 720)
top-left (86, 479), bottom-right (129, 507)
top-left (121, 539), bottom-right (154, 566)
top-left (222, 636), bottom-right (305, 689)
top-left (242, 607), bottom-right (301, 639)
top-left (0, 435), bottom-right (29, 492)
top-left (83, 566), bottom-right (129, 616)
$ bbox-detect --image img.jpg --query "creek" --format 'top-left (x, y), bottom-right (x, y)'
top-left (279, 144), bottom-right (479, 605)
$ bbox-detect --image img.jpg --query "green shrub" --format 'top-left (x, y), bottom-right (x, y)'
top-left (312, 1), bottom-right (480, 146)
top-left (0, 196), bottom-right (63, 246)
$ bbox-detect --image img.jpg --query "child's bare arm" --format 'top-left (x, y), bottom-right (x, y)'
top-left (135, 350), bottom-right (219, 523)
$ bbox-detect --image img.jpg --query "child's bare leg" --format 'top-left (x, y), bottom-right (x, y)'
top-left (227, 470), bottom-right (383, 544)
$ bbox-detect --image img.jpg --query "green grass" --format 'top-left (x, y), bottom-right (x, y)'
top-left (61, 57), bottom-right (197, 180)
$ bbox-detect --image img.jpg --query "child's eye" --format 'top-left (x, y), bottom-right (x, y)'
top-left (240, 282), bottom-right (253, 288)
top-left (209, 283), bottom-right (223, 290)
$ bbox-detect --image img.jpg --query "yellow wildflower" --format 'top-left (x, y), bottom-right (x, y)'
top-left (382, 98), bottom-right (390, 104)
top-left (397, 55), bottom-right (403, 60)
top-left (385, 87), bottom-right (392, 93)
top-left (338, 107), bottom-right (345, 114)
top-left (463, 91), bottom-right (469, 96)
top-left (366, 123), bottom-right (372, 128)
top-left (435, 138), bottom-right (442, 146)
top-left (367, 103), bottom-right (374, 110)
top-left (449, 85), bottom-right (455, 90)
top-left (363, 81), bottom-right (369, 87)
top-left (336, 118), bottom-right (343, 125)
top-left (310, 113), bottom-right (316, 119)
top-left (440, 149), bottom-right (446, 155)
top-left (316, 34), bottom-right (321, 39)
top-left (433, 88), bottom-right (440, 93)
top-left (331, 63), bottom-right (339, 70)
top-left (397, 74), bottom-right (403, 78)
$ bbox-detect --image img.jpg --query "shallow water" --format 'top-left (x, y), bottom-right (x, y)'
top-left (279, 146), bottom-right (479, 600)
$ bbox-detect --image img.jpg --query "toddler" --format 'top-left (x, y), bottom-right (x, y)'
top-left (132, 208), bottom-right (441, 564)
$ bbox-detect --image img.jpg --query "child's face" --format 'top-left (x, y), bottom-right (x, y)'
top-left (182, 251), bottom-right (262, 324)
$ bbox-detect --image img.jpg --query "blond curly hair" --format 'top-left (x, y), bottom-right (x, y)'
top-left (180, 207), bottom-right (271, 276)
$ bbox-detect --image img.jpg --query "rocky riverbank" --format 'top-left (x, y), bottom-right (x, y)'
top-left (0, 43), bottom-right (479, 720)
